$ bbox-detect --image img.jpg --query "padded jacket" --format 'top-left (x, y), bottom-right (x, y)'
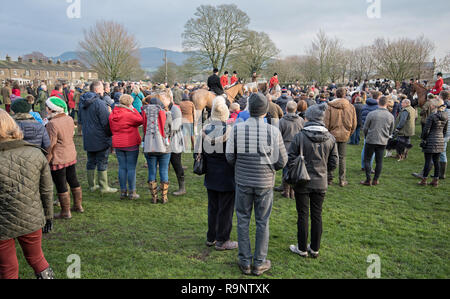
top-left (0, 140), bottom-right (53, 240)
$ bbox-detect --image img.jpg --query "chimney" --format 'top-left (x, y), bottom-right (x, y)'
top-left (64, 61), bottom-right (69, 66)
top-left (6, 55), bottom-right (11, 62)
top-left (28, 58), bottom-right (34, 63)
top-left (38, 59), bottom-right (43, 64)
top-left (57, 59), bottom-right (61, 65)
top-left (48, 59), bottom-right (53, 64)
top-left (18, 56), bottom-right (23, 63)
top-left (72, 61), bottom-right (78, 66)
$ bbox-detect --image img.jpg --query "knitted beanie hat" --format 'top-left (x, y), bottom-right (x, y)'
top-left (11, 98), bottom-right (31, 114)
top-left (305, 103), bottom-right (328, 124)
top-left (46, 96), bottom-right (68, 114)
top-left (248, 92), bottom-right (269, 117)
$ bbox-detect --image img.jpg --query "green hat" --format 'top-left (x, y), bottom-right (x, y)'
top-left (46, 96), bottom-right (68, 114)
top-left (11, 98), bottom-right (31, 114)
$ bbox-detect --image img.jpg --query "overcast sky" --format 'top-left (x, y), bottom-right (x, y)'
top-left (1, 0), bottom-right (449, 60)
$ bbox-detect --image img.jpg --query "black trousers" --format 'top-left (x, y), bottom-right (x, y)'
top-left (364, 144), bottom-right (386, 181)
top-left (170, 153), bottom-right (184, 178)
top-left (295, 191), bottom-right (325, 252)
top-left (328, 142), bottom-right (347, 183)
top-left (423, 153), bottom-right (441, 179)
top-left (51, 164), bottom-right (80, 194)
top-left (207, 189), bottom-right (235, 243)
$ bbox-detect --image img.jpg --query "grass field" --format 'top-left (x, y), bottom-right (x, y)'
top-left (2, 100), bottom-right (449, 279)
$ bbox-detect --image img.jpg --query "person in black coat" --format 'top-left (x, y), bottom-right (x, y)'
top-left (207, 68), bottom-right (224, 96)
top-left (200, 99), bottom-right (237, 251)
top-left (349, 97), bottom-right (364, 145)
top-left (418, 99), bottom-right (448, 187)
top-left (288, 103), bottom-right (338, 258)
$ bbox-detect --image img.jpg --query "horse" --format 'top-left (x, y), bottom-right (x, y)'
top-left (411, 82), bottom-right (428, 108)
top-left (192, 83), bottom-right (244, 111)
top-left (244, 82), bottom-right (269, 94)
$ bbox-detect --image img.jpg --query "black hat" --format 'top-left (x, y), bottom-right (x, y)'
top-left (213, 68), bottom-right (219, 73)
top-left (437, 72), bottom-right (443, 77)
top-left (11, 98), bottom-right (31, 114)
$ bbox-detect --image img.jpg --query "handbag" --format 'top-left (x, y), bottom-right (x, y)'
top-left (193, 152), bottom-right (206, 175)
top-left (283, 132), bottom-right (310, 185)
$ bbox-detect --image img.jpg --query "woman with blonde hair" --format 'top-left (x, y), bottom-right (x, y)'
top-left (0, 109), bottom-right (54, 279)
top-left (131, 85), bottom-right (144, 113)
top-left (109, 94), bottom-right (144, 200)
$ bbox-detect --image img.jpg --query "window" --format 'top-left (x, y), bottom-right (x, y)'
top-left (36, 71), bottom-right (40, 76)
top-left (25, 70), bottom-right (30, 76)
top-left (64, 72), bottom-right (68, 77)
top-left (72, 72), bottom-right (76, 78)
top-left (88, 72), bottom-right (92, 79)
top-left (80, 72), bottom-right (84, 78)
top-left (56, 72), bottom-right (59, 77)
top-left (0, 70), bottom-right (4, 75)
top-left (13, 70), bottom-right (17, 76)
top-left (47, 71), bottom-right (50, 77)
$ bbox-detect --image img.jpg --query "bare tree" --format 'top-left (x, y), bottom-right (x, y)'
top-left (78, 20), bottom-right (143, 81)
top-left (437, 51), bottom-right (450, 73)
top-left (372, 36), bottom-right (434, 83)
top-left (308, 30), bottom-right (344, 85)
top-left (229, 30), bottom-right (279, 80)
top-left (152, 62), bottom-right (178, 85)
top-left (182, 4), bottom-right (250, 74)
top-left (351, 46), bottom-right (376, 81)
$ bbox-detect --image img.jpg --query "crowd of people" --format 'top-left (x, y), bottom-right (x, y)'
top-left (0, 69), bottom-right (448, 278)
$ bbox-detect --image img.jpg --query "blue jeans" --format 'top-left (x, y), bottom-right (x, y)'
top-left (145, 153), bottom-right (171, 182)
top-left (116, 150), bottom-right (139, 191)
top-left (235, 184), bottom-right (273, 267)
top-left (440, 137), bottom-right (449, 163)
top-left (361, 140), bottom-right (375, 169)
top-left (349, 127), bottom-right (361, 145)
top-left (86, 148), bottom-right (110, 171)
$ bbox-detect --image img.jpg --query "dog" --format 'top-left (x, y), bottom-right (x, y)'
top-left (385, 137), bottom-right (413, 161)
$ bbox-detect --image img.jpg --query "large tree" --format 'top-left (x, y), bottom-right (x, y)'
top-left (372, 36), bottom-right (434, 83)
top-left (78, 20), bottom-right (144, 81)
top-left (182, 4), bottom-right (250, 74)
top-left (307, 30), bottom-right (345, 85)
top-left (229, 30), bottom-right (279, 80)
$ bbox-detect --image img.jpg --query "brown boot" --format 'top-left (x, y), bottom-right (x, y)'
top-left (430, 178), bottom-right (439, 188)
top-left (70, 187), bottom-right (84, 213)
top-left (418, 178), bottom-right (428, 186)
top-left (54, 192), bottom-right (72, 219)
top-left (161, 182), bottom-right (169, 204)
top-left (289, 186), bottom-right (295, 200)
top-left (77, 123), bottom-right (82, 136)
top-left (149, 181), bottom-right (158, 204)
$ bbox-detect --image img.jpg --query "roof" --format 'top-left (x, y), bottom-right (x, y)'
top-left (0, 59), bottom-right (95, 72)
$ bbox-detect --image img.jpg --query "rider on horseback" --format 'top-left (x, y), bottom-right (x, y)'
top-left (207, 68), bottom-right (225, 96)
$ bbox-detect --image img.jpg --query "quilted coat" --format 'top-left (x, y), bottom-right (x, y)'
top-left (421, 111), bottom-right (448, 154)
top-left (0, 140), bottom-right (53, 241)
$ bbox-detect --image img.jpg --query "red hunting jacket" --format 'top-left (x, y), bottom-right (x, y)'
top-left (431, 78), bottom-right (444, 95)
top-left (221, 75), bottom-right (229, 88)
top-left (269, 76), bottom-right (279, 89)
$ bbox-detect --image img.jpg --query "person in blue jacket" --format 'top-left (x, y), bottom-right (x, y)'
top-left (78, 81), bottom-right (117, 194)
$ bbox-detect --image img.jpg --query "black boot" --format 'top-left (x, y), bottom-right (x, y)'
top-left (440, 162), bottom-right (447, 179)
top-left (36, 267), bottom-right (55, 279)
top-left (173, 176), bottom-right (186, 196)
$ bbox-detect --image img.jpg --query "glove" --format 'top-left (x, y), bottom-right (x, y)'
top-left (42, 219), bottom-right (53, 234)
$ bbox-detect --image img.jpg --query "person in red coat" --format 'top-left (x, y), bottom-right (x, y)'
top-left (50, 83), bottom-right (65, 101)
top-left (67, 87), bottom-right (75, 118)
top-left (269, 73), bottom-right (279, 90)
top-left (431, 72), bottom-right (444, 95)
top-left (230, 71), bottom-right (239, 85)
top-left (109, 94), bottom-right (143, 200)
top-left (221, 71), bottom-right (229, 88)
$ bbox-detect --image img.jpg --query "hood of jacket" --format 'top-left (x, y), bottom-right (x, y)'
top-left (80, 92), bottom-right (100, 109)
top-left (282, 113), bottom-right (300, 122)
top-left (110, 104), bottom-right (135, 123)
top-left (328, 98), bottom-right (351, 110)
top-left (302, 122), bottom-right (331, 143)
top-left (436, 110), bottom-right (449, 122)
top-left (366, 98), bottom-right (378, 106)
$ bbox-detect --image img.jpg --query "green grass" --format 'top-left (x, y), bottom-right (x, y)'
top-left (5, 100), bottom-right (449, 279)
